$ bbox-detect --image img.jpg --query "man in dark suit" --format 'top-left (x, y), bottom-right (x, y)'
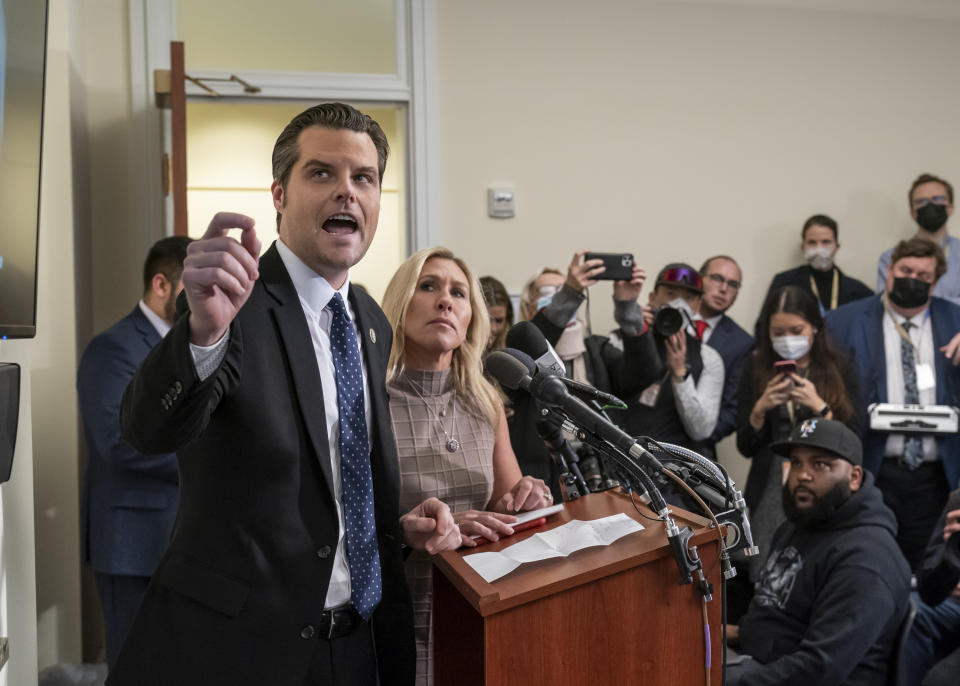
top-left (826, 238), bottom-right (960, 571)
top-left (766, 214), bottom-right (872, 315)
top-left (697, 255), bottom-right (754, 452)
top-left (77, 236), bottom-right (191, 667)
top-left (109, 104), bottom-right (458, 686)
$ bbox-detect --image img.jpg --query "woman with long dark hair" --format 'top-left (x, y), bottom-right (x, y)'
top-left (736, 286), bottom-right (860, 578)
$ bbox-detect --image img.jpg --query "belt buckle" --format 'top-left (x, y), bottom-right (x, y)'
top-left (327, 609), bottom-right (337, 640)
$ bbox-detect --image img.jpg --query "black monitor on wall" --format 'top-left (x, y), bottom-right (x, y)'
top-left (0, 0), bottom-right (48, 340)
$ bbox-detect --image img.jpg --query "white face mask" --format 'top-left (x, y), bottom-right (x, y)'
top-left (803, 246), bottom-right (835, 271)
top-left (772, 335), bottom-right (811, 360)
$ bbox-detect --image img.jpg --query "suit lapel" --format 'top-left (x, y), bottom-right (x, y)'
top-left (259, 246), bottom-right (337, 504)
top-left (862, 296), bottom-right (888, 403)
top-left (930, 299), bottom-right (951, 405)
top-left (349, 287), bottom-right (400, 514)
top-left (130, 305), bottom-right (161, 348)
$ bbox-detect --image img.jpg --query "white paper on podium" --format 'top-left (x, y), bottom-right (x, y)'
top-left (463, 513), bottom-right (644, 583)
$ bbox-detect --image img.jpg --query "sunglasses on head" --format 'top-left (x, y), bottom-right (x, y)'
top-left (659, 267), bottom-right (703, 291)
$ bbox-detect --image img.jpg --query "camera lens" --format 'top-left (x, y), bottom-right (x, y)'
top-left (653, 307), bottom-right (683, 337)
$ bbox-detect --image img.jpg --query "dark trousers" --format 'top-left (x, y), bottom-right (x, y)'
top-left (306, 620), bottom-right (377, 685)
top-left (94, 572), bottom-right (150, 668)
top-left (878, 459), bottom-right (950, 572)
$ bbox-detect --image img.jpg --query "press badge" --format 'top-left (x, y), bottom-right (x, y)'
top-left (916, 364), bottom-right (935, 392)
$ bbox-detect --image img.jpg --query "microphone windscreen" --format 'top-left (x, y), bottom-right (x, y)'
top-left (500, 347), bottom-right (537, 374)
top-left (505, 321), bottom-right (550, 358)
top-left (484, 350), bottom-right (531, 390)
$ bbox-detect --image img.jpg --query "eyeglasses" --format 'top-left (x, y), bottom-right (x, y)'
top-left (705, 273), bottom-right (741, 290)
top-left (658, 267), bottom-right (703, 292)
top-left (912, 195), bottom-right (950, 209)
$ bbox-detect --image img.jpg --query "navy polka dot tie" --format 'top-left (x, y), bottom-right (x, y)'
top-left (327, 292), bottom-right (382, 620)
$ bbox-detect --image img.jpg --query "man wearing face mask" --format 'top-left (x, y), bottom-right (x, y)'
top-left (766, 214), bottom-right (872, 314)
top-left (827, 238), bottom-right (960, 570)
top-left (614, 263), bottom-right (724, 454)
top-left (878, 174), bottom-right (960, 306)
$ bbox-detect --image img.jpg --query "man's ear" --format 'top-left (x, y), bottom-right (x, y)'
top-left (849, 465), bottom-right (864, 492)
top-left (271, 180), bottom-right (284, 214)
top-left (150, 272), bottom-right (171, 299)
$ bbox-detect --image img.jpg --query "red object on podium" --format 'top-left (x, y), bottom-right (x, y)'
top-left (432, 491), bottom-right (724, 685)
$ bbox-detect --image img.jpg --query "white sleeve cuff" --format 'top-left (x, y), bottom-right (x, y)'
top-left (190, 332), bottom-right (229, 381)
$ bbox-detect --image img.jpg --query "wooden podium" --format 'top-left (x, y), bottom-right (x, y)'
top-left (432, 491), bottom-right (723, 685)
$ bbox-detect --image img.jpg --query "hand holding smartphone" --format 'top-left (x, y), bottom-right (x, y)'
top-left (774, 360), bottom-right (798, 380)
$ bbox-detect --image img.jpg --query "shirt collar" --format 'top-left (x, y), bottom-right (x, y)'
top-left (704, 313), bottom-right (722, 330)
top-left (138, 299), bottom-right (171, 338)
top-left (275, 239), bottom-right (353, 320)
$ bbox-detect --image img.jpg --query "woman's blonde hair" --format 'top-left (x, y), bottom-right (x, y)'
top-left (382, 247), bottom-right (501, 428)
top-left (519, 267), bottom-right (563, 321)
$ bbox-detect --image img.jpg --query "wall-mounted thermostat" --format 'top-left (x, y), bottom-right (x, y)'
top-left (487, 187), bottom-right (516, 218)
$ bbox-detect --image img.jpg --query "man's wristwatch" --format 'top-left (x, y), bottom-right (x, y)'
top-left (817, 402), bottom-right (831, 417)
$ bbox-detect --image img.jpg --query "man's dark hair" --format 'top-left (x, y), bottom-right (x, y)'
top-left (802, 214), bottom-right (838, 241)
top-left (271, 102), bottom-right (389, 229)
top-left (143, 236), bottom-right (192, 294)
top-left (891, 238), bottom-right (947, 280)
top-left (909, 172), bottom-right (954, 207)
top-left (699, 255), bottom-right (740, 278)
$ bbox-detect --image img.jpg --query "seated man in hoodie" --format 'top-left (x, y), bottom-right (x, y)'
top-left (728, 418), bottom-right (911, 686)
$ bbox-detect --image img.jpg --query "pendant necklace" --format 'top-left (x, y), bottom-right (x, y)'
top-left (408, 375), bottom-right (460, 453)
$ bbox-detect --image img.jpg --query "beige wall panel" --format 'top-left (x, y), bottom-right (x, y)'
top-left (434, 0), bottom-right (960, 482)
top-left (176, 0), bottom-right (397, 74)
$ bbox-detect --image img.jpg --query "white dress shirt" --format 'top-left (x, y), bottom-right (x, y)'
top-left (190, 239), bottom-right (372, 608)
top-left (882, 306), bottom-right (937, 462)
top-left (138, 299), bottom-right (171, 338)
top-left (672, 343), bottom-right (725, 441)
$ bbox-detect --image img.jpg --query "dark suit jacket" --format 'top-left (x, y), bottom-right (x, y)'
top-left (825, 295), bottom-right (960, 485)
top-left (766, 265), bottom-right (873, 315)
top-left (705, 314), bottom-right (754, 444)
top-left (77, 306), bottom-right (179, 578)
top-left (109, 245), bottom-right (414, 686)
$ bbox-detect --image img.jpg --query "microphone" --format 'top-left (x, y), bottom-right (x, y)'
top-left (486, 351), bottom-right (663, 475)
top-left (485, 350), bottom-right (705, 589)
top-left (506, 321), bottom-right (565, 374)
top-left (505, 322), bottom-right (627, 409)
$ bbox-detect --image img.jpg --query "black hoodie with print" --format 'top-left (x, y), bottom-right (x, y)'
top-left (730, 472), bottom-right (911, 686)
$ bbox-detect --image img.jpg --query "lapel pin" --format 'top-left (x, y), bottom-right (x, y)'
top-left (369, 328), bottom-right (377, 344)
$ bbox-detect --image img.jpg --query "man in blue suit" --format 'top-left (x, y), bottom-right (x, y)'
top-left (697, 256), bottom-right (754, 452)
top-left (826, 238), bottom-right (960, 570)
top-left (77, 235), bottom-right (192, 666)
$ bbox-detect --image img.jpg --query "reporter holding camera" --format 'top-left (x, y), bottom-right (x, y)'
top-left (736, 286), bottom-right (859, 582)
top-left (616, 263), bottom-right (725, 455)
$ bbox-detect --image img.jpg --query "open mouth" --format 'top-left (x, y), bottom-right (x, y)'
top-left (323, 213), bottom-right (358, 235)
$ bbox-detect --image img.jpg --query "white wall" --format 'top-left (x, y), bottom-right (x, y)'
top-left (433, 0), bottom-right (960, 480)
top-left (0, 344), bottom-right (38, 686)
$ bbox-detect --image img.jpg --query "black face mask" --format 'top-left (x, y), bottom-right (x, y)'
top-left (889, 277), bottom-right (932, 309)
top-left (916, 203), bottom-right (949, 232)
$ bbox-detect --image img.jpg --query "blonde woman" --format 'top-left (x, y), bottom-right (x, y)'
top-left (382, 246), bottom-right (551, 684)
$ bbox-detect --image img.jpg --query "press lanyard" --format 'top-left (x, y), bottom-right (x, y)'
top-left (809, 268), bottom-right (839, 314)
top-left (882, 295), bottom-right (928, 352)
